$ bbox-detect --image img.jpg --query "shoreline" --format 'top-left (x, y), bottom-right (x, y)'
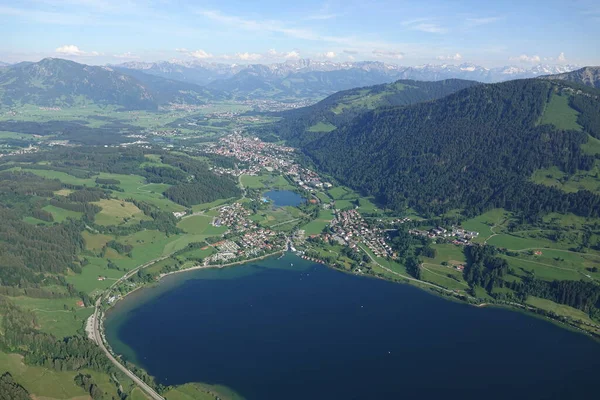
top-left (94, 248), bottom-right (599, 395)
top-left (158, 250), bottom-right (286, 280)
top-left (99, 249), bottom-right (288, 320)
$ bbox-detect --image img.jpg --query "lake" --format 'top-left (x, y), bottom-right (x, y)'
top-left (264, 190), bottom-right (305, 207)
top-left (105, 254), bottom-right (600, 400)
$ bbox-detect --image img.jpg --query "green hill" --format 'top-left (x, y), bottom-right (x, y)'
top-left (304, 79), bottom-right (600, 219)
top-left (541, 66), bottom-right (600, 89)
top-left (261, 79), bottom-right (479, 145)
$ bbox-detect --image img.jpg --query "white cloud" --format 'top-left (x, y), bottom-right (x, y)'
top-left (436, 53), bottom-right (463, 61)
top-left (509, 54), bottom-right (541, 64)
top-left (557, 52), bottom-right (566, 62)
top-left (372, 49), bottom-right (404, 59)
top-left (263, 49), bottom-right (301, 60)
top-left (343, 49), bottom-right (358, 55)
top-left (236, 52), bottom-right (262, 61)
top-left (284, 50), bottom-right (301, 60)
top-left (189, 49), bottom-right (213, 59)
top-left (55, 44), bottom-right (99, 56)
top-left (323, 51), bottom-right (336, 59)
top-left (465, 17), bottom-right (502, 28)
top-left (113, 52), bottom-right (139, 59)
top-left (402, 18), bottom-right (447, 34)
top-left (196, 9), bottom-right (405, 52)
top-left (175, 48), bottom-right (189, 53)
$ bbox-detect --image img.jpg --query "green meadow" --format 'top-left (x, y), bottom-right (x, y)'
top-left (539, 92), bottom-right (582, 131)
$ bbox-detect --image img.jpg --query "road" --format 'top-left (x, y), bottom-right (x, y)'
top-left (89, 254), bottom-right (176, 400)
top-left (358, 244), bottom-right (456, 294)
top-left (91, 299), bottom-right (165, 400)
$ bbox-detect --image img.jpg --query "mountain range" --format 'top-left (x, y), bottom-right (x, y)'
top-left (541, 66), bottom-right (600, 88)
top-left (117, 58), bottom-right (579, 85)
top-left (0, 57), bottom-right (591, 110)
top-left (0, 58), bottom-right (220, 110)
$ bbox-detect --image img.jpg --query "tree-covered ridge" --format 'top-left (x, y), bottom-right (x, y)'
top-left (160, 154), bottom-right (241, 206)
top-left (541, 66), bottom-right (600, 89)
top-left (260, 79), bottom-right (480, 146)
top-left (305, 79), bottom-right (600, 219)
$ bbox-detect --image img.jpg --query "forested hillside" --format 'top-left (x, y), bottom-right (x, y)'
top-left (259, 79), bottom-right (479, 146)
top-left (305, 79), bottom-right (600, 219)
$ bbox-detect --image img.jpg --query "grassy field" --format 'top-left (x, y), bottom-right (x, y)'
top-left (42, 204), bottom-right (83, 222)
top-left (530, 164), bottom-right (600, 195)
top-left (191, 198), bottom-right (236, 212)
top-left (301, 210), bottom-right (335, 235)
top-left (503, 254), bottom-right (582, 281)
top-left (240, 173), bottom-right (293, 190)
top-left (92, 199), bottom-right (150, 226)
top-left (9, 296), bottom-right (93, 338)
top-left (420, 264), bottom-right (469, 291)
top-left (503, 249), bottom-right (600, 282)
top-left (0, 351), bottom-right (119, 400)
top-left (65, 257), bottom-right (124, 295)
top-left (582, 134), bottom-right (600, 155)
top-left (486, 233), bottom-right (558, 250)
top-left (177, 215), bottom-right (228, 237)
top-left (250, 206), bottom-right (303, 228)
top-left (22, 216), bottom-right (53, 225)
top-left (429, 244), bottom-right (467, 266)
top-left (327, 186), bottom-right (379, 213)
top-left (539, 93), bottom-right (582, 131)
top-left (307, 122), bottom-right (336, 132)
top-left (163, 382), bottom-right (244, 400)
top-left (461, 208), bottom-right (509, 243)
top-left (526, 296), bottom-right (595, 324)
top-left (82, 231), bottom-right (113, 251)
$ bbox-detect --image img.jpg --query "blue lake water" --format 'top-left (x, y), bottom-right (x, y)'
top-left (105, 254), bottom-right (600, 400)
top-left (264, 190), bottom-right (305, 207)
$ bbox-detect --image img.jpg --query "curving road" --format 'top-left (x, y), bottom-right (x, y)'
top-left (90, 255), bottom-right (175, 400)
top-left (91, 299), bottom-right (165, 400)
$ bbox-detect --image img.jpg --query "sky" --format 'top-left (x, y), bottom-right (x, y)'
top-left (1, 0), bottom-right (599, 67)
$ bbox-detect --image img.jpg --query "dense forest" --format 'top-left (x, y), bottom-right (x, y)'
top-left (255, 79), bottom-right (479, 146)
top-left (305, 79), bottom-right (600, 219)
top-left (0, 296), bottom-right (112, 372)
top-left (160, 154), bottom-right (241, 206)
top-left (0, 372), bottom-right (30, 400)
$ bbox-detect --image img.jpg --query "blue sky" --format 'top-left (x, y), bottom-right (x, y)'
top-left (1, 0), bottom-right (599, 66)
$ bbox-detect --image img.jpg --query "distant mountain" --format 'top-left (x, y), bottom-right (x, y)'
top-left (0, 58), bottom-right (221, 110)
top-left (116, 60), bottom-right (239, 86)
top-left (0, 61), bottom-right (10, 67)
top-left (304, 79), bottom-right (600, 218)
top-left (540, 66), bottom-right (600, 88)
top-left (261, 79), bottom-right (480, 145)
top-left (112, 66), bottom-right (226, 103)
top-left (117, 58), bottom-right (580, 100)
top-left (394, 63), bottom-right (579, 82)
top-left (207, 67), bottom-right (403, 100)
